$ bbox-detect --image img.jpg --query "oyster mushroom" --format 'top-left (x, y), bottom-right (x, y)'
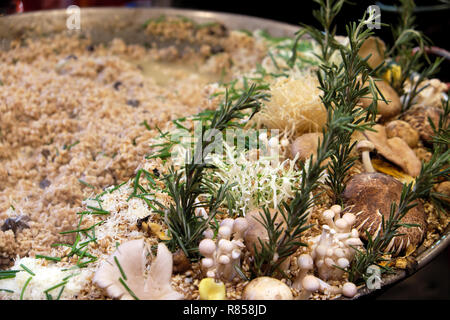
top-left (242, 277), bottom-right (293, 300)
top-left (385, 120), bottom-right (419, 148)
top-left (360, 80), bottom-right (401, 120)
top-left (93, 239), bottom-right (184, 300)
top-left (342, 173), bottom-right (427, 256)
top-left (358, 36), bottom-right (386, 69)
top-left (401, 105), bottom-right (444, 143)
top-left (363, 124), bottom-right (422, 177)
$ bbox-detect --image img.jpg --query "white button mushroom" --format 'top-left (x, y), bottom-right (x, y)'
top-left (242, 277), bottom-right (293, 300)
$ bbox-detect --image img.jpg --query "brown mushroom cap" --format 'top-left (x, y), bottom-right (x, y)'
top-left (358, 36), bottom-right (386, 69)
top-left (435, 181), bottom-right (450, 204)
top-left (290, 132), bottom-right (323, 162)
top-left (342, 172), bottom-right (426, 255)
top-left (385, 120), bottom-right (420, 148)
top-left (360, 80), bottom-right (401, 120)
top-left (400, 105), bottom-right (444, 143)
top-left (363, 124), bottom-right (422, 177)
top-left (244, 208), bottom-right (287, 256)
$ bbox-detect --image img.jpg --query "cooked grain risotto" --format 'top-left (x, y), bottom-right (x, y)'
top-left (0, 11), bottom-right (448, 301)
top-left (0, 29), bottom-right (264, 261)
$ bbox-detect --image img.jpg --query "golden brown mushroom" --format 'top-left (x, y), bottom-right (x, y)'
top-left (342, 172), bottom-right (426, 256)
top-left (385, 120), bottom-right (420, 148)
top-left (363, 124), bottom-right (422, 177)
top-left (359, 80), bottom-right (401, 120)
top-left (401, 105), bottom-right (444, 143)
top-left (358, 36), bottom-right (386, 69)
top-left (290, 132), bottom-right (323, 162)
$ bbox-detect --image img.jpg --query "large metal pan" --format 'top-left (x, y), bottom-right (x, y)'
top-left (0, 7), bottom-right (448, 299)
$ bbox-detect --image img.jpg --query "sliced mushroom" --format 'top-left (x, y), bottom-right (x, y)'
top-left (342, 172), bottom-right (426, 256)
top-left (360, 80), bottom-right (401, 120)
top-left (385, 120), bottom-right (419, 148)
top-left (93, 239), bottom-right (184, 300)
top-left (358, 36), bottom-right (386, 69)
top-left (401, 105), bottom-right (444, 143)
top-left (363, 124), bottom-right (422, 177)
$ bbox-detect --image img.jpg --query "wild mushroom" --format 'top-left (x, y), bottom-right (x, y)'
top-left (296, 275), bottom-right (358, 299)
top-left (359, 80), bottom-right (401, 120)
top-left (342, 172), bottom-right (427, 256)
top-left (385, 120), bottom-right (419, 148)
top-left (93, 239), bottom-right (184, 300)
top-left (358, 36), bottom-right (386, 69)
top-left (244, 208), bottom-right (286, 256)
top-left (435, 181), bottom-right (450, 204)
top-left (362, 124), bottom-right (422, 176)
top-left (401, 105), bottom-right (444, 143)
top-left (356, 140), bottom-right (375, 172)
top-left (290, 132), bottom-right (323, 162)
top-left (292, 254), bottom-right (314, 291)
top-left (308, 206), bottom-right (363, 281)
top-left (242, 277), bottom-right (293, 300)
top-left (404, 78), bottom-right (448, 108)
top-left (199, 217), bottom-right (248, 281)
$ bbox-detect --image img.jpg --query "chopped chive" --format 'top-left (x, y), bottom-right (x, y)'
top-left (0, 270), bottom-right (21, 280)
top-left (62, 272), bottom-right (80, 281)
top-left (45, 292), bottom-right (53, 300)
top-left (44, 281), bottom-right (68, 293)
top-left (114, 256), bottom-right (127, 281)
top-left (108, 181), bottom-right (127, 194)
top-left (78, 179), bottom-right (95, 189)
top-left (56, 285), bottom-right (65, 300)
top-left (76, 258), bottom-right (97, 268)
top-left (20, 264), bottom-right (35, 276)
top-left (20, 277), bottom-right (32, 300)
top-left (35, 255), bottom-right (61, 262)
top-left (0, 289), bottom-right (14, 293)
top-left (10, 205), bottom-right (15, 211)
top-left (59, 221), bottom-right (104, 234)
top-left (86, 206), bottom-right (110, 215)
top-left (140, 120), bottom-right (152, 131)
top-left (63, 140), bottom-right (80, 151)
top-left (119, 277), bottom-right (139, 300)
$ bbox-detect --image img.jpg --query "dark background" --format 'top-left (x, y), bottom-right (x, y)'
top-left (1, 0), bottom-right (449, 299)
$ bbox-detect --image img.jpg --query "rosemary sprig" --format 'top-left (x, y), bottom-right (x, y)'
top-left (384, 0), bottom-right (442, 111)
top-left (156, 84), bottom-right (268, 260)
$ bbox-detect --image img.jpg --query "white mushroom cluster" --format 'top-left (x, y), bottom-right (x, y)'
top-left (292, 205), bottom-right (363, 299)
top-left (199, 217), bottom-right (248, 282)
top-left (310, 205), bottom-right (363, 280)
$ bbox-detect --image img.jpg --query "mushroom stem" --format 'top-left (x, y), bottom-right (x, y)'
top-left (361, 150), bottom-right (375, 173)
